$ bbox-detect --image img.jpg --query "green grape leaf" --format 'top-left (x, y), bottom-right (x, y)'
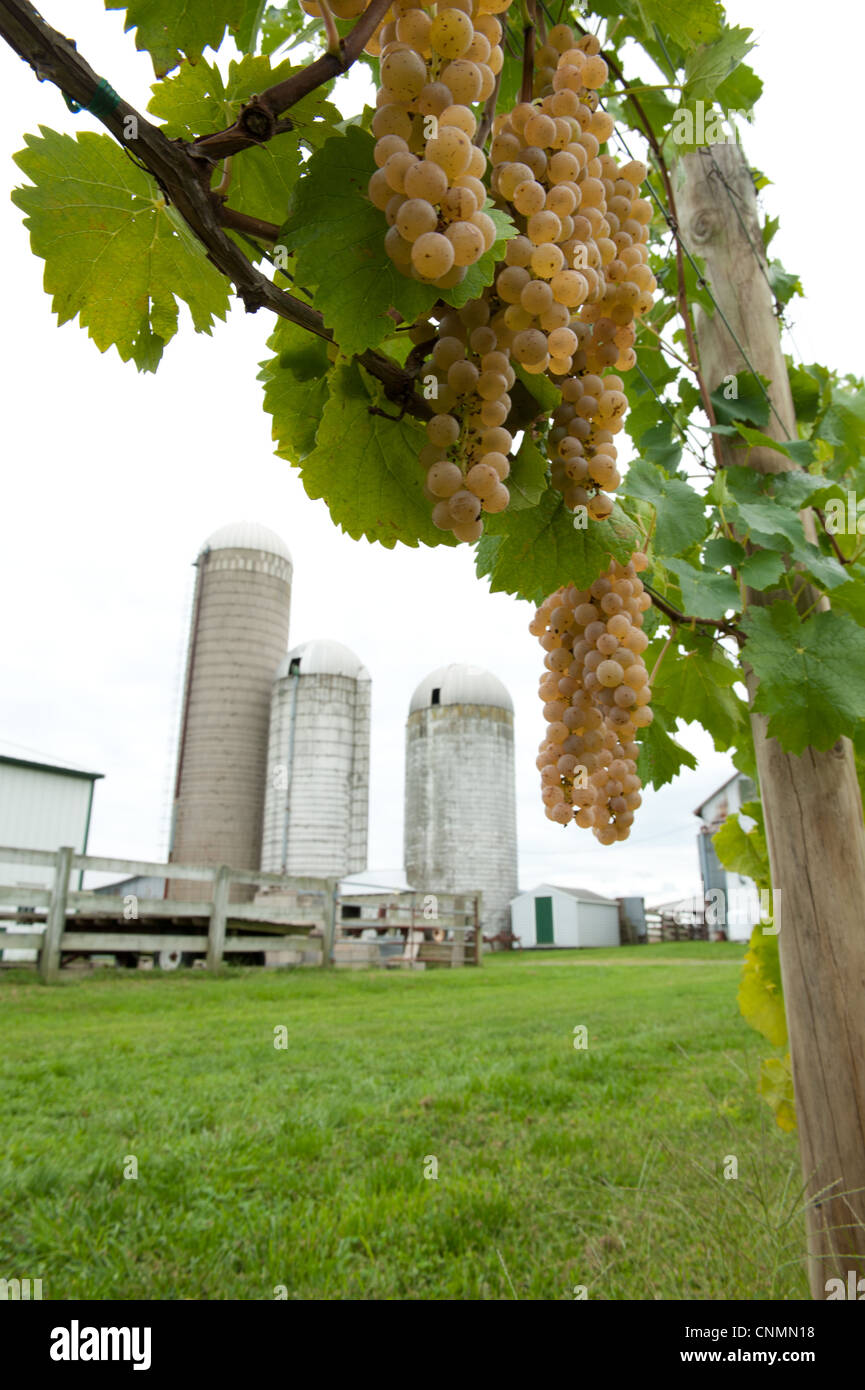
top-left (296, 362), bottom-right (455, 549)
top-left (758, 1055), bottom-right (796, 1133)
top-left (739, 549), bottom-right (785, 590)
top-left (818, 387), bottom-right (865, 473)
top-left (105, 0), bottom-right (248, 75)
top-left (438, 204), bottom-right (517, 309)
top-left (718, 467), bottom-right (805, 548)
top-left (767, 260), bottom-right (803, 308)
top-left (513, 363), bottom-right (560, 415)
top-left (704, 536), bottom-right (745, 568)
top-left (714, 61), bottom-right (762, 116)
top-left (620, 460), bottom-right (708, 557)
top-left (828, 576), bottom-right (865, 628)
top-left (148, 57), bottom-right (341, 230)
top-left (662, 559), bottom-right (740, 619)
top-left (683, 26), bottom-right (755, 103)
top-left (709, 370), bottom-right (771, 428)
top-left (475, 492), bottom-right (640, 604)
top-left (787, 363), bottom-right (824, 423)
top-left (738, 924), bottom-right (786, 1047)
top-left (506, 436), bottom-right (548, 512)
top-left (714, 811), bottom-right (769, 892)
top-left (742, 602), bottom-right (865, 754)
top-left (651, 637), bottom-right (745, 749)
top-left (12, 128), bottom-right (230, 372)
top-left (235, 0), bottom-right (268, 53)
top-left (280, 127), bottom-right (439, 355)
top-left (258, 316), bottom-right (330, 463)
top-left (635, 0), bottom-right (723, 47)
top-left (732, 423), bottom-right (815, 469)
top-left (636, 708), bottom-right (698, 791)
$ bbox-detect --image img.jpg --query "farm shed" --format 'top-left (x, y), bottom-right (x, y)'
top-left (0, 745), bottom-right (102, 961)
top-left (510, 884), bottom-right (621, 949)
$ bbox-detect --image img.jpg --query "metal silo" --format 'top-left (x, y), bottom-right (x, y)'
top-left (168, 522), bottom-right (292, 900)
top-left (261, 639), bottom-right (371, 879)
top-left (403, 664), bottom-right (518, 936)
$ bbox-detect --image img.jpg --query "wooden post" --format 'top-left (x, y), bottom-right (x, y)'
top-left (679, 142), bottom-right (865, 1296)
top-left (39, 844), bottom-right (74, 981)
top-left (474, 896), bottom-right (482, 966)
top-left (321, 878), bottom-right (337, 967)
top-left (206, 865), bottom-right (230, 972)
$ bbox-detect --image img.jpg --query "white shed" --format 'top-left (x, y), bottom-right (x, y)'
top-left (0, 746), bottom-right (103, 961)
top-left (510, 884), bottom-right (621, 949)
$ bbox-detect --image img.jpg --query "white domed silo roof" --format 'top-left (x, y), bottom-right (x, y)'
top-left (200, 522), bottom-right (292, 562)
top-left (409, 663), bottom-right (513, 714)
top-left (276, 639), bottom-right (370, 681)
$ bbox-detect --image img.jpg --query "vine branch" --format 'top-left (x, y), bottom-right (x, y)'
top-left (645, 584), bottom-right (744, 643)
top-left (0, 0), bottom-right (428, 419)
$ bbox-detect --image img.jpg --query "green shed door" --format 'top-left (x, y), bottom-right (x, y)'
top-left (535, 896), bottom-right (554, 945)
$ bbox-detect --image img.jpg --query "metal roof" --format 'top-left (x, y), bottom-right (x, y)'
top-left (0, 741), bottom-right (103, 781)
top-left (199, 522), bottom-right (292, 562)
top-left (409, 663), bottom-right (513, 714)
top-left (276, 639), bottom-right (370, 681)
top-left (512, 883), bottom-right (619, 906)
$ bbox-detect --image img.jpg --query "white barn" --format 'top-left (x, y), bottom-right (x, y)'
top-left (510, 884), bottom-right (621, 949)
top-left (0, 746), bottom-right (103, 961)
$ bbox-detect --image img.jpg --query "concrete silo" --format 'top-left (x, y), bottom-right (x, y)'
top-left (404, 664), bottom-right (518, 936)
top-left (168, 522), bottom-right (292, 899)
top-left (261, 640), bottom-right (371, 879)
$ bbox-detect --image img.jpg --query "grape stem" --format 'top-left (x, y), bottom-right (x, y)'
top-left (648, 627), bottom-right (676, 687)
top-left (814, 509), bottom-right (853, 567)
top-left (644, 584), bottom-right (744, 643)
top-left (318, 0), bottom-right (341, 59)
top-left (520, 2), bottom-right (536, 105)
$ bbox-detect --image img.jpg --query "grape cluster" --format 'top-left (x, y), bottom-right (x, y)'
top-left (530, 551), bottom-right (653, 844)
top-left (485, 28), bottom-right (655, 520)
top-left (415, 291), bottom-right (514, 541)
top-left (366, 1), bottom-right (512, 286)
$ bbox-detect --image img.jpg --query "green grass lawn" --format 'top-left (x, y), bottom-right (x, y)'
top-left (0, 944), bottom-right (808, 1301)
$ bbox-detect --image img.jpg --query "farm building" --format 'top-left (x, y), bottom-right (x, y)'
top-left (510, 884), bottom-right (621, 949)
top-left (0, 745), bottom-right (103, 961)
top-left (695, 772), bottom-right (761, 941)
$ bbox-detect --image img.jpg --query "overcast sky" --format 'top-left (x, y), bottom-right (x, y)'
top-left (0, 1), bottom-right (860, 906)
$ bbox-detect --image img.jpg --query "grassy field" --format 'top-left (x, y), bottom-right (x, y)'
top-left (0, 944), bottom-right (809, 1301)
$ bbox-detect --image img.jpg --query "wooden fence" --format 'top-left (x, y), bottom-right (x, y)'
top-left (0, 846), bottom-right (336, 980)
top-left (334, 890), bottom-right (482, 968)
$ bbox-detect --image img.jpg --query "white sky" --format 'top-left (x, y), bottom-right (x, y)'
top-left (0, 1), bottom-right (860, 905)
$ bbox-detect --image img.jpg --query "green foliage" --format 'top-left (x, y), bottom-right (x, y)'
top-left (258, 316), bottom-right (330, 463)
top-left (475, 492), bottom-right (641, 605)
top-left (737, 926), bottom-right (785, 1047)
top-left (105, 0), bottom-right (253, 76)
top-left (279, 128), bottom-right (514, 356)
top-left (635, 708), bottom-right (698, 791)
top-left (620, 460), bottom-right (707, 557)
top-left (650, 636), bottom-right (746, 750)
top-left (682, 26), bottom-right (755, 104)
top-left (714, 804), bottom-right (769, 891)
top-left (742, 603), bottom-right (865, 755)
top-left (293, 362), bottom-right (456, 549)
top-left (12, 129), bottom-right (229, 371)
top-left (148, 56), bottom-right (342, 232)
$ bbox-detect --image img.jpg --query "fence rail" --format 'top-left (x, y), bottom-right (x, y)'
top-left (0, 845), bottom-right (336, 979)
top-left (0, 847), bottom-right (485, 974)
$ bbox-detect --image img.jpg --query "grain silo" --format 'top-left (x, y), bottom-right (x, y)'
top-left (404, 664), bottom-right (518, 936)
top-left (168, 522), bottom-right (292, 899)
top-left (261, 640), bottom-right (371, 879)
